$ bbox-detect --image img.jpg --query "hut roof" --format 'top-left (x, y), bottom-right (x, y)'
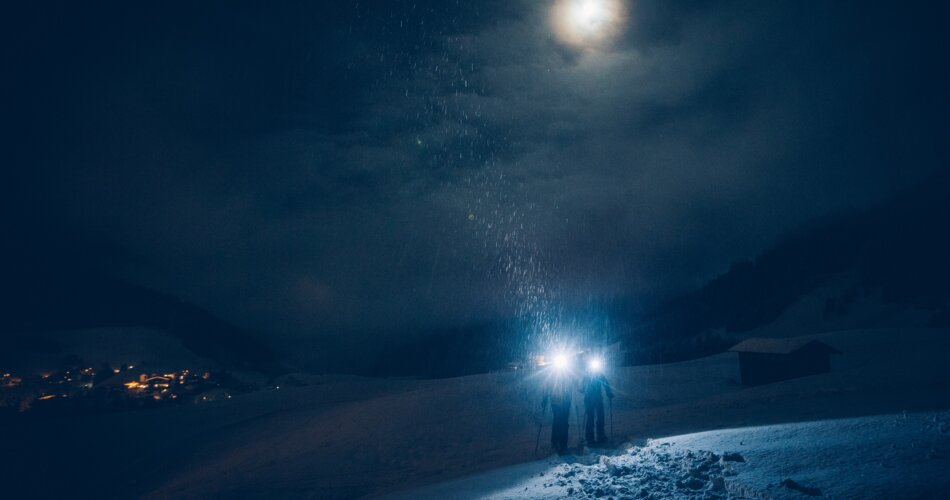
top-left (729, 337), bottom-right (841, 355)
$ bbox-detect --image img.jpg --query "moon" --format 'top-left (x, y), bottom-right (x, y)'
top-left (551, 0), bottom-right (626, 49)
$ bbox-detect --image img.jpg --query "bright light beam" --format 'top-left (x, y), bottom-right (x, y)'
top-left (553, 353), bottom-right (569, 371)
top-left (588, 357), bottom-right (603, 373)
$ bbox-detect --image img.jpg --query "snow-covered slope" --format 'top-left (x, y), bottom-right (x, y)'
top-left (389, 411), bottom-right (950, 499)
top-left (2, 328), bottom-right (948, 499)
top-left (733, 273), bottom-right (934, 340)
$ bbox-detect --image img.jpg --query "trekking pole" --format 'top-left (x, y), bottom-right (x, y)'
top-left (609, 397), bottom-right (614, 439)
top-left (534, 406), bottom-right (545, 455)
top-left (574, 401), bottom-right (583, 447)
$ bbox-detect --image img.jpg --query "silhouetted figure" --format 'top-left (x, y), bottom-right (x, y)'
top-left (580, 365), bottom-right (613, 445)
top-left (542, 376), bottom-right (573, 454)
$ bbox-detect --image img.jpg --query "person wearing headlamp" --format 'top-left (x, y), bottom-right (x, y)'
top-left (579, 354), bottom-right (613, 446)
top-left (541, 353), bottom-right (574, 454)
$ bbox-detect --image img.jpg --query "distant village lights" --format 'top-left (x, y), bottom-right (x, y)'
top-left (1, 363), bottom-right (229, 413)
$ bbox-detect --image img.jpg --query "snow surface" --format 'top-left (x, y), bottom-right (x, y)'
top-left (387, 411), bottom-right (950, 499)
top-left (2, 328), bottom-right (949, 499)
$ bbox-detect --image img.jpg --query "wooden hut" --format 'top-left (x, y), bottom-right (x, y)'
top-left (729, 337), bottom-right (841, 386)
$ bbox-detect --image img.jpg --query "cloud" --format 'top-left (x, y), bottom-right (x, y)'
top-left (7, 0), bottom-right (948, 360)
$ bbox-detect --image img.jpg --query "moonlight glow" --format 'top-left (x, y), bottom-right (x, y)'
top-left (551, 0), bottom-right (626, 48)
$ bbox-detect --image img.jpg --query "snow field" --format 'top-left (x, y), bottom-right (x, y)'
top-left (391, 411), bottom-right (950, 499)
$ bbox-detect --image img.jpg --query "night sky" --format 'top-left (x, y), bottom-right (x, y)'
top-left (5, 1), bottom-right (948, 368)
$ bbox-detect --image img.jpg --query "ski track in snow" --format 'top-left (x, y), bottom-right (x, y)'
top-left (386, 411), bottom-right (950, 499)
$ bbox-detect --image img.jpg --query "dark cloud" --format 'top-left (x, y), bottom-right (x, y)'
top-left (5, 1), bottom-right (948, 366)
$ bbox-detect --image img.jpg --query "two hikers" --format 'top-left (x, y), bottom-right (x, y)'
top-left (541, 353), bottom-right (613, 453)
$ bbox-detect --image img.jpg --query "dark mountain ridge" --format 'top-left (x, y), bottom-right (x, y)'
top-left (372, 170), bottom-right (950, 377)
top-left (3, 229), bottom-right (283, 374)
top-left (629, 169), bottom-right (950, 363)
